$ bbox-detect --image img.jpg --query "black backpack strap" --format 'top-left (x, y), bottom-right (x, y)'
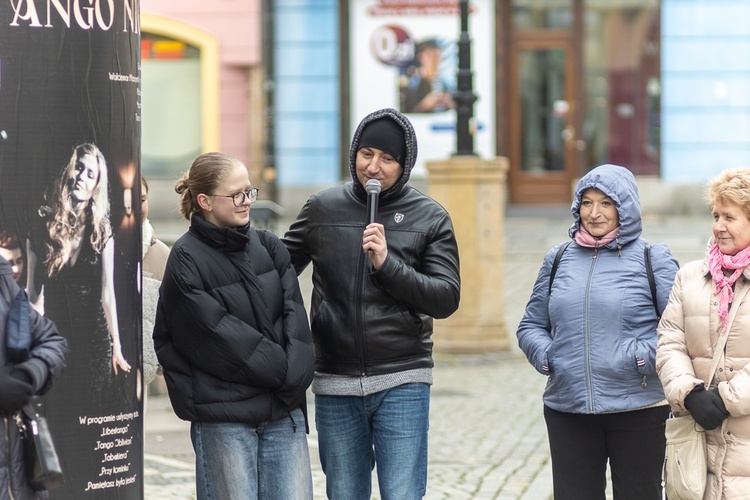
top-left (642, 243), bottom-right (661, 388)
top-left (548, 241), bottom-right (660, 318)
top-left (644, 243), bottom-right (659, 318)
top-left (548, 241), bottom-right (572, 295)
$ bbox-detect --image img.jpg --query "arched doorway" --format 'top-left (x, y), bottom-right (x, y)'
top-left (140, 14), bottom-right (220, 179)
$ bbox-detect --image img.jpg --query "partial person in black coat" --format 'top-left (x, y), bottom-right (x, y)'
top-left (0, 255), bottom-right (67, 499)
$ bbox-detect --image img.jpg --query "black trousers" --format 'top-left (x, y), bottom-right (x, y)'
top-left (544, 404), bottom-right (670, 500)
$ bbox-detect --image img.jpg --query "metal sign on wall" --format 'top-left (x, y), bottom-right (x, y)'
top-left (350, 0), bottom-right (495, 176)
top-left (0, 1), bottom-right (143, 498)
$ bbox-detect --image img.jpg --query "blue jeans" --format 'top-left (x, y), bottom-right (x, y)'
top-left (190, 408), bottom-right (312, 500)
top-left (315, 383), bottom-right (430, 500)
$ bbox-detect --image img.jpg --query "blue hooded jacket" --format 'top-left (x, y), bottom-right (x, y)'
top-left (516, 164), bottom-right (679, 413)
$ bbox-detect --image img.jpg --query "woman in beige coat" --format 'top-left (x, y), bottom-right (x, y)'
top-left (657, 168), bottom-right (750, 499)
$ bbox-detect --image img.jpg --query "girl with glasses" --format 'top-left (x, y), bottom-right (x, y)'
top-left (153, 152), bottom-right (315, 499)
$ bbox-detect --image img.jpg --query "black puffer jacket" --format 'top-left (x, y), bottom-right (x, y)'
top-left (153, 215), bottom-right (314, 423)
top-left (283, 108), bottom-right (461, 376)
top-left (1, 257), bottom-right (67, 500)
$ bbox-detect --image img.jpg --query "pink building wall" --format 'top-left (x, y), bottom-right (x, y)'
top-left (141, 0), bottom-right (262, 163)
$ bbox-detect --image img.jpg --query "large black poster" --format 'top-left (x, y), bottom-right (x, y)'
top-left (0, 2), bottom-right (143, 498)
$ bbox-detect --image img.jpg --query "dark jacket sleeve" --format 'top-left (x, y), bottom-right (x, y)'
top-left (1, 271), bottom-right (67, 395)
top-left (262, 232), bottom-right (314, 405)
top-left (24, 303), bottom-right (68, 394)
top-left (281, 199), bottom-right (313, 276)
top-left (371, 210), bottom-right (460, 319)
top-left (154, 247), bottom-right (287, 388)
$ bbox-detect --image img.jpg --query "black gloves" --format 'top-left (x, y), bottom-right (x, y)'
top-left (0, 366), bottom-right (33, 415)
top-left (684, 385), bottom-right (729, 430)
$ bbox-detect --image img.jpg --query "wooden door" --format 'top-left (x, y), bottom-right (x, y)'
top-left (509, 36), bottom-right (578, 204)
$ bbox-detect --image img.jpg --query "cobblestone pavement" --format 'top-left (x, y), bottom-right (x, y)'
top-left (144, 353), bottom-right (551, 500)
top-left (144, 208), bottom-right (711, 499)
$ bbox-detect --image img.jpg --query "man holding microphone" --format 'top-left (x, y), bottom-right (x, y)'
top-left (283, 107), bottom-right (460, 500)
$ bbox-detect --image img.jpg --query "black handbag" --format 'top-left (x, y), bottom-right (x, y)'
top-left (15, 401), bottom-right (64, 491)
top-left (5, 277), bottom-right (64, 490)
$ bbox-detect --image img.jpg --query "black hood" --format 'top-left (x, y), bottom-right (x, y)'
top-left (348, 108), bottom-right (418, 201)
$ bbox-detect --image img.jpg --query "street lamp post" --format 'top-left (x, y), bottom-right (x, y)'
top-left (428, 1), bottom-right (511, 352)
top-left (454, 0), bottom-right (478, 156)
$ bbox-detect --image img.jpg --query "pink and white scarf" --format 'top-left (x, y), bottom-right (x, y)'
top-left (574, 226), bottom-right (619, 248)
top-left (707, 242), bottom-right (750, 334)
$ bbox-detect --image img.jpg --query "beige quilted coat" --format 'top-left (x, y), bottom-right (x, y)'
top-left (656, 258), bottom-right (750, 500)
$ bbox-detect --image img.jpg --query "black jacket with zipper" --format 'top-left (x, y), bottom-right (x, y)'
top-left (153, 215), bottom-right (314, 423)
top-left (282, 108), bottom-right (460, 376)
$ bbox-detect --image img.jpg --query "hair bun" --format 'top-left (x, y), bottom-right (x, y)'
top-left (174, 174), bottom-right (190, 195)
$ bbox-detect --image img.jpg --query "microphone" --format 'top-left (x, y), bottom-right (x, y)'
top-left (365, 179), bottom-right (381, 225)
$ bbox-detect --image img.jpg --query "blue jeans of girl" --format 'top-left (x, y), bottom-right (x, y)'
top-left (190, 408), bottom-right (312, 500)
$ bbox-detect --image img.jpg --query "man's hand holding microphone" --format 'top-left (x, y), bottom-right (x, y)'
top-left (363, 179), bottom-right (388, 270)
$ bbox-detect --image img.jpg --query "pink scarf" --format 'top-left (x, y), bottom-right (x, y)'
top-left (707, 242), bottom-right (750, 334)
top-left (574, 226), bottom-right (619, 248)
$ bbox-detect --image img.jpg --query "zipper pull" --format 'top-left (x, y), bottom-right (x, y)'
top-left (642, 375), bottom-right (647, 388)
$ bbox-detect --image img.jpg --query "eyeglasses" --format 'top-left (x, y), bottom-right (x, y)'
top-left (211, 188), bottom-right (259, 207)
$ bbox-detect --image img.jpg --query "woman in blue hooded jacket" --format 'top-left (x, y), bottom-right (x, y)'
top-left (517, 164), bottom-right (679, 499)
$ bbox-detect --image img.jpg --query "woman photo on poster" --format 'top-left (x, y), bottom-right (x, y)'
top-left (26, 143), bottom-right (131, 397)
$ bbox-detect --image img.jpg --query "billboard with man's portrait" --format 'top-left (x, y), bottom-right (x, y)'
top-left (350, 0), bottom-right (495, 176)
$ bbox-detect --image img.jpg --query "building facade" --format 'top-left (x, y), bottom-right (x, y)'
top-left (140, 0), bottom-right (264, 182)
top-left (140, 0), bottom-right (750, 209)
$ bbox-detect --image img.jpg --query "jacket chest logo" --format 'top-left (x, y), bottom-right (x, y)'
top-left (394, 213), bottom-right (405, 224)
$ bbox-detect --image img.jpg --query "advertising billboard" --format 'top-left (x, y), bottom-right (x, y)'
top-left (350, 0), bottom-right (495, 176)
top-left (0, 1), bottom-right (143, 498)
